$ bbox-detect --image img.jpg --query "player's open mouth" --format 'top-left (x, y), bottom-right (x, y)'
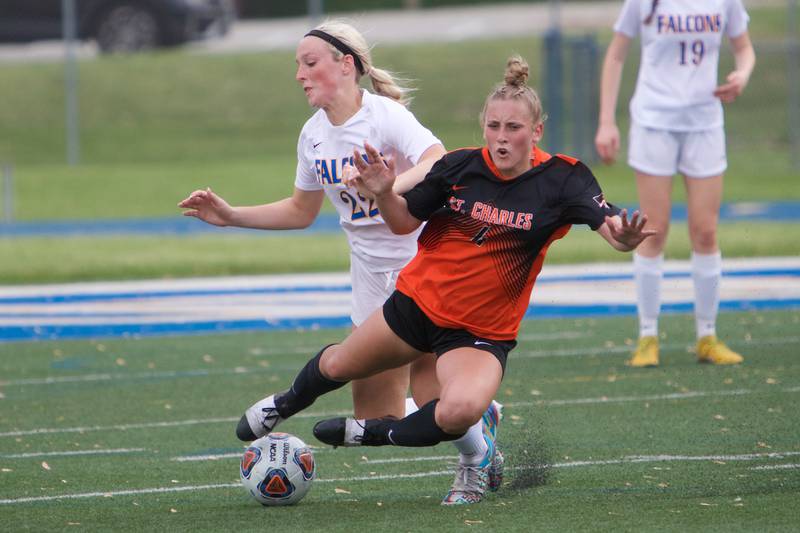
top-left (496, 148), bottom-right (509, 157)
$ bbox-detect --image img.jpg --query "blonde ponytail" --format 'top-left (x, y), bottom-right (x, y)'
top-left (313, 19), bottom-right (413, 106)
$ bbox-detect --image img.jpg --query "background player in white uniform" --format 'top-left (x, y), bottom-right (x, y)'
top-left (595, 0), bottom-right (756, 366)
top-left (179, 20), bottom-right (503, 501)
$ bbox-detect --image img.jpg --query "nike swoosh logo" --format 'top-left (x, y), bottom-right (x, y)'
top-left (313, 142), bottom-right (323, 149)
top-left (387, 429), bottom-right (396, 444)
top-left (474, 341), bottom-right (493, 346)
top-left (451, 184), bottom-right (469, 191)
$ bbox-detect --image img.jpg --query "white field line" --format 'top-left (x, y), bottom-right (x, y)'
top-left (750, 463), bottom-right (800, 470)
top-left (2, 367), bottom-right (264, 386)
top-left (173, 451), bottom-right (800, 466)
top-left (3, 451), bottom-right (799, 505)
top-left (4, 335), bottom-right (799, 389)
top-left (173, 452), bottom-right (456, 464)
top-left (504, 388), bottom-right (754, 408)
top-left (173, 452), bottom-right (243, 462)
top-left (0, 411), bottom-right (350, 438)
top-left (3, 387), bottom-right (798, 439)
top-left (0, 448), bottom-right (145, 459)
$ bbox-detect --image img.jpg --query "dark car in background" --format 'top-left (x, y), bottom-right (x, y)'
top-left (0, 0), bottom-right (234, 53)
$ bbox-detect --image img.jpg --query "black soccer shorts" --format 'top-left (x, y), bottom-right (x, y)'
top-left (382, 290), bottom-right (515, 373)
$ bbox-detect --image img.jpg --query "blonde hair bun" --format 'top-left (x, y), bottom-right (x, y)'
top-left (504, 55), bottom-right (529, 88)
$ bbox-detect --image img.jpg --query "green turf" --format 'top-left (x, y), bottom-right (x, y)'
top-left (1, 309), bottom-right (798, 531)
top-left (1, 221), bottom-right (798, 285)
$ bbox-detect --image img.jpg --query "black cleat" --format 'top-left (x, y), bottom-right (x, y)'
top-left (236, 414), bottom-right (258, 441)
top-left (313, 417), bottom-right (347, 447)
top-left (313, 417), bottom-right (392, 447)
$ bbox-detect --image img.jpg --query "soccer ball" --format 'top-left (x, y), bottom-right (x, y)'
top-left (240, 433), bottom-right (316, 506)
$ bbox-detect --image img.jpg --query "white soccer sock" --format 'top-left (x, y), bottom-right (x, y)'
top-left (692, 251), bottom-right (722, 339)
top-left (453, 421), bottom-right (488, 465)
top-left (407, 397), bottom-right (487, 464)
top-left (634, 252), bottom-right (664, 338)
top-left (404, 397), bottom-right (419, 417)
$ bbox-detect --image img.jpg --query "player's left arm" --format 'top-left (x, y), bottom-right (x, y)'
top-left (392, 143), bottom-right (447, 194)
top-left (714, 31), bottom-right (756, 104)
top-left (560, 162), bottom-right (656, 252)
top-left (597, 209), bottom-right (657, 252)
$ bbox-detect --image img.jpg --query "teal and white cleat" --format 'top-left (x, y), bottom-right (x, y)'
top-left (482, 400), bottom-right (502, 441)
top-left (482, 400), bottom-right (504, 492)
top-left (441, 433), bottom-right (495, 506)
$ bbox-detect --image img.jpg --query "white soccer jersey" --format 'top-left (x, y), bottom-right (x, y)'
top-left (295, 89), bottom-right (441, 270)
top-left (614, 0), bottom-right (749, 131)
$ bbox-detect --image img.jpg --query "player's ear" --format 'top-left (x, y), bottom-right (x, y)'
top-left (531, 121), bottom-right (544, 145)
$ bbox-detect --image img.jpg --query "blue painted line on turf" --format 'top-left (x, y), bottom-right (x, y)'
top-left (0, 312), bottom-right (154, 318)
top-left (0, 316), bottom-right (354, 342)
top-left (2, 268), bottom-right (798, 306)
top-left (1, 201), bottom-right (799, 237)
top-left (0, 284), bottom-right (352, 305)
top-left (2, 298), bottom-right (799, 343)
top-left (0, 214), bottom-right (342, 237)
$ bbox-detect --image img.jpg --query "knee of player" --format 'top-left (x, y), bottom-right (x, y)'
top-left (319, 346), bottom-right (358, 382)
top-left (690, 226), bottom-right (718, 249)
top-left (435, 397), bottom-right (484, 433)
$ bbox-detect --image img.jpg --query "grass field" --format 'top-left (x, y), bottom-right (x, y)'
top-left (1, 309), bottom-right (798, 531)
top-left (1, 222), bottom-right (799, 284)
top-left (0, 4), bottom-right (797, 284)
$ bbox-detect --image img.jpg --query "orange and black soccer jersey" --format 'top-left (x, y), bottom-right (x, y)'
top-left (396, 146), bottom-right (619, 341)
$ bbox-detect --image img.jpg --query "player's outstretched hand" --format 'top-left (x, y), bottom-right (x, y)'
top-left (605, 209), bottom-right (657, 250)
top-left (352, 141), bottom-right (397, 198)
top-left (177, 187), bottom-right (234, 227)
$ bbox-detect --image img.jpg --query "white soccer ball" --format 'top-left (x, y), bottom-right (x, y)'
top-left (239, 433), bottom-right (316, 506)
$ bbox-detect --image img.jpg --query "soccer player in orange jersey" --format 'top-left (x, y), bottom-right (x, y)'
top-left (236, 55), bottom-right (655, 505)
top-left (179, 20), bottom-right (502, 503)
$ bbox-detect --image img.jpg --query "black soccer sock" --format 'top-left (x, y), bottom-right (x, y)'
top-left (379, 399), bottom-right (466, 447)
top-left (275, 344), bottom-right (347, 418)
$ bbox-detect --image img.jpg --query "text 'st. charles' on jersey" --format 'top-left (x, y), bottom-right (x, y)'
top-left (295, 89), bottom-right (441, 271)
top-left (396, 146), bottom-right (620, 341)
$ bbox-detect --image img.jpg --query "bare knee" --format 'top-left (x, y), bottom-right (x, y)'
top-left (319, 345), bottom-right (363, 382)
top-left (435, 397), bottom-right (485, 435)
top-left (690, 226), bottom-right (718, 253)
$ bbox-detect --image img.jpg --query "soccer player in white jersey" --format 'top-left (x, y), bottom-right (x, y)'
top-left (179, 20), bottom-right (503, 504)
top-left (595, 0), bottom-right (756, 366)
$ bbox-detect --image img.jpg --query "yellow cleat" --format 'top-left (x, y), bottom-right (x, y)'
top-left (696, 335), bottom-right (743, 365)
top-left (627, 336), bottom-right (659, 367)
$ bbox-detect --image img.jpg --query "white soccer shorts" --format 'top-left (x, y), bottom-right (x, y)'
top-left (349, 252), bottom-right (402, 327)
top-left (628, 122), bottom-right (727, 179)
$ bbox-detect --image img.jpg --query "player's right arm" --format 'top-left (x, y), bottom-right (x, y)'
top-left (714, 30), bottom-right (755, 104)
top-left (595, 32), bottom-right (631, 165)
top-left (178, 187), bottom-right (325, 230)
